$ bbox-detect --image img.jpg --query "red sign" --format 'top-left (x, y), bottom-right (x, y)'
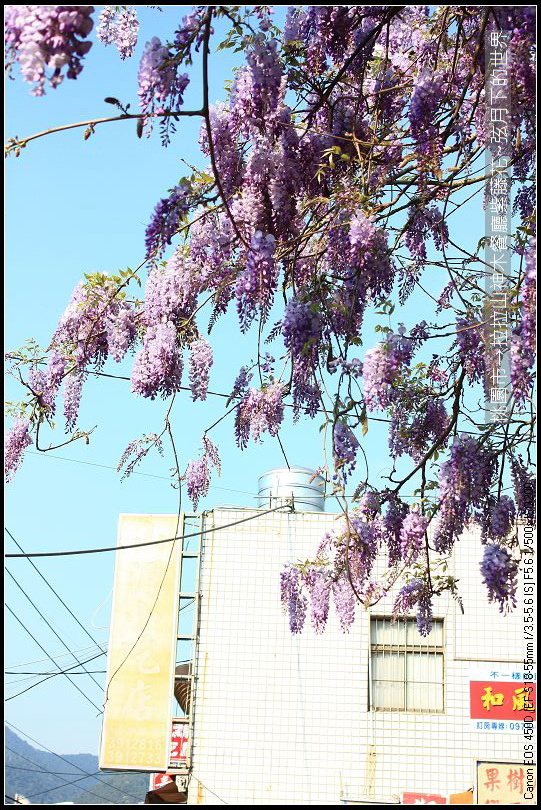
top-left (470, 682), bottom-right (536, 721)
top-left (149, 773), bottom-right (174, 791)
top-left (402, 793), bottom-right (447, 804)
top-left (170, 721), bottom-right (189, 763)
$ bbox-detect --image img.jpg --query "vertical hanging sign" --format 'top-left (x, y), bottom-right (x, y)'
top-left (100, 514), bottom-right (182, 771)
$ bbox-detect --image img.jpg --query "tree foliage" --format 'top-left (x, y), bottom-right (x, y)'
top-left (5, 6), bottom-right (537, 634)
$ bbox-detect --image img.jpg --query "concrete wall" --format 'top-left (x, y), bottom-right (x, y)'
top-left (187, 508), bottom-right (529, 805)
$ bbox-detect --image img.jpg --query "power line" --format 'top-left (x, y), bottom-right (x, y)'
top-left (24, 770), bottom-right (120, 802)
top-left (5, 746), bottom-right (83, 775)
top-left (5, 504), bottom-right (292, 558)
top-left (5, 568), bottom-right (104, 696)
top-left (193, 777), bottom-right (229, 804)
top-left (7, 642), bottom-right (107, 670)
top-left (5, 528), bottom-right (108, 655)
top-left (5, 604), bottom-right (103, 713)
top-left (6, 745), bottom-right (124, 804)
top-left (6, 649), bottom-right (104, 685)
top-left (7, 764), bottom-right (100, 775)
top-left (6, 652), bottom-right (105, 699)
top-left (27, 450), bottom-right (259, 496)
top-left (5, 722), bottom-right (144, 803)
top-left (6, 668), bottom-right (106, 676)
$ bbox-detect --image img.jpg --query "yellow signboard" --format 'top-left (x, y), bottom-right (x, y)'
top-left (100, 514), bottom-right (182, 771)
top-left (477, 762), bottom-right (536, 805)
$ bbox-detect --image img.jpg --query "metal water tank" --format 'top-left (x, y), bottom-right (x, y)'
top-left (257, 467), bottom-right (326, 512)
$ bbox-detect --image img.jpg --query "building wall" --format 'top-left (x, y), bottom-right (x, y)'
top-left (187, 508), bottom-right (528, 805)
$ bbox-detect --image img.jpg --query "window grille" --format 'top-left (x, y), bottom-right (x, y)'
top-left (369, 617), bottom-right (444, 713)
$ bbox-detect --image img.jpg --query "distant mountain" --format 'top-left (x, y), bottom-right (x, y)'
top-left (5, 727), bottom-right (149, 804)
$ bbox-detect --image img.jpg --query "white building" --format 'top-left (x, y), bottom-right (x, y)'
top-left (101, 468), bottom-right (536, 805)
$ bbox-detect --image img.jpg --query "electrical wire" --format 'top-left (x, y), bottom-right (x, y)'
top-left (190, 775), bottom-right (229, 804)
top-left (6, 668), bottom-right (106, 676)
top-left (5, 746), bottom-right (85, 775)
top-left (5, 528), bottom-right (108, 654)
top-left (5, 745), bottom-right (113, 801)
top-left (8, 764), bottom-right (102, 775)
top-left (5, 722), bottom-right (144, 803)
top-left (6, 652), bottom-right (105, 699)
top-left (7, 642), bottom-right (107, 670)
top-left (5, 568), bottom-right (104, 696)
top-left (5, 604), bottom-right (103, 713)
top-left (27, 449), bottom-right (259, 496)
top-left (5, 504), bottom-right (292, 558)
top-left (6, 649), bottom-right (105, 686)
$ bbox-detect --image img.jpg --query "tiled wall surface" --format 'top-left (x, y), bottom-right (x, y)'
top-left (187, 508), bottom-right (529, 805)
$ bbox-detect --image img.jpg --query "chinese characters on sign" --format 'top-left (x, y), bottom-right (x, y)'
top-left (170, 720), bottom-right (190, 764)
top-left (477, 762), bottom-right (536, 804)
top-left (470, 680), bottom-right (536, 732)
top-left (149, 773), bottom-right (175, 791)
top-left (483, 28), bottom-right (514, 423)
top-left (99, 514), bottom-right (182, 772)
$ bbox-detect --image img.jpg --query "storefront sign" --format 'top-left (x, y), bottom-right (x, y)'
top-left (477, 762), bottom-right (536, 804)
top-left (100, 514), bottom-right (182, 771)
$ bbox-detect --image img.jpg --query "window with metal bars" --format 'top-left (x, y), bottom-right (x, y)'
top-left (369, 617), bottom-right (445, 713)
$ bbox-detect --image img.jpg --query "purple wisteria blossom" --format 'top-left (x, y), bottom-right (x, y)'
top-left (188, 337), bottom-right (213, 401)
top-left (28, 368), bottom-right (57, 413)
top-left (434, 434), bottom-right (496, 553)
top-left (282, 298), bottom-right (323, 417)
top-left (489, 496), bottom-right (516, 540)
top-left (333, 421), bottom-right (359, 481)
top-left (393, 578), bottom-right (433, 636)
top-left (349, 212), bottom-right (395, 300)
top-left (306, 568), bottom-right (332, 633)
top-left (510, 235), bottom-right (536, 404)
top-left (105, 305), bottom-right (137, 362)
top-left (5, 418), bottom-right (33, 482)
top-left (456, 317), bottom-right (485, 384)
top-left (97, 6), bottom-right (139, 59)
top-left (230, 366), bottom-right (253, 401)
top-left (280, 565), bottom-right (308, 634)
top-left (131, 322), bottom-right (183, 400)
top-left (480, 543), bottom-right (518, 613)
top-left (409, 68), bottom-right (443, 175)
top-left (331, 574), bottom-right (357, 632)
top-left (52, 279), bottom-right (134, 372)
top-left (5, 5), bottom-right (94, 95)
top-left (137, 36), bottom-right (189, 137)
top-left (510, 456), bottom-right (536, 523)
top-left (362, 330), bottom-right (412, 410)
top-left (389, 399), bottom-right (449, 462)
top-left (399, 509), bottom-right (428, 564)
top-left (63, 372), bottom-right (85, 431)
top-left (117, 432), bottom-right (164, 480)
top-left (381, 497), bottom-right (409, 566)
top-left (236, 231), bottom-right (277, 331)
top-left (200, 103), bottom-right (244, 196)
top-left (230, 35), bottom-right (283, 137)
top-left (145, 182), bottom-right (191, 260)
top-left (234, 382), bottom-right (285, 448)
top-left (185, 437), bottom-right (221, 510)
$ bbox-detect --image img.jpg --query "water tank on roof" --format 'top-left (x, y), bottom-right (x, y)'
top-left (257, 466), bottom-right (326, 512)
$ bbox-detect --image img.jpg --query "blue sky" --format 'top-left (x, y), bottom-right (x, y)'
top-left (5, 5), bottom-right (336, 758)
top-left (5, 5), bottom-right (489, 759)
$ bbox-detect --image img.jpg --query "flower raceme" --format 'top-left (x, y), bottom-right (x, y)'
top-left (234, 382), bottom-right (285, 449)
top-left (5, 5), bottom-right (94, 95)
